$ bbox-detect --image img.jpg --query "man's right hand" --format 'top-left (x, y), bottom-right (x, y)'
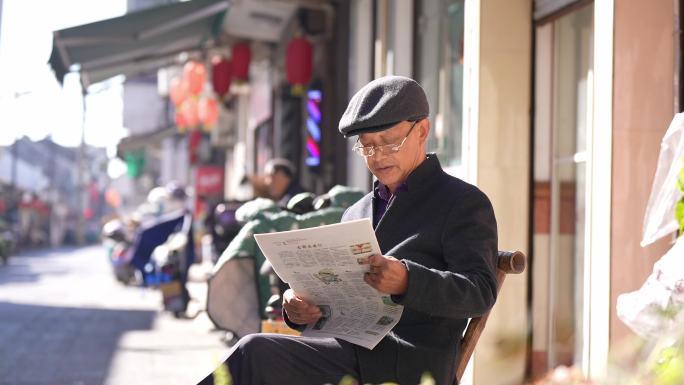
top-left (282, 289), bottom-right (322, 325)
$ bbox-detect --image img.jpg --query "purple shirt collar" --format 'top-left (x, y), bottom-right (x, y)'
top-left (375, 181), bottom-right (408, 201)
top-left (373, 181), bottom-right (408, 228)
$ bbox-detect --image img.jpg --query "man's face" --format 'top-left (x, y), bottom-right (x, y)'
top-left (265, 170), bottom-right (290, 200)
top-left (357, 119), bottom-right (429, 191)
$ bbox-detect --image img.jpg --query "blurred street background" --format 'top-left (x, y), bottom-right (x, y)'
top-left (0, 246), bottom-right (224, 385)
top-left (1, 0), bottom-right (684, 385)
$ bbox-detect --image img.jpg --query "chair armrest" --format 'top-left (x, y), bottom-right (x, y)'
top-left (455, 250), bottom-right (527, 383)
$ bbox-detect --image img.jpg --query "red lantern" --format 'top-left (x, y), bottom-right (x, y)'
top-left (105, 188), bottom-right (122, 208)
top-left (198, 96), bottom-right (219, 130)
top-left (211, 56), bottom-right (232, 97)
top-left (169, 77), bottom-right (189, 106)
top-left (183, 61), bottom-right (206, 95)
top-left (175, 110), bottom-right (188, 133)
top-left (180, 98), bottom-right (199, 128)
top-left (286, 36), bottom-right (313, 94)
top-left (231, 43), bottom-right (251, 81)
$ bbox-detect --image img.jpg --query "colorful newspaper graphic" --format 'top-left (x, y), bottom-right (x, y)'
top-left (254, 219), bottom-right (403, 349)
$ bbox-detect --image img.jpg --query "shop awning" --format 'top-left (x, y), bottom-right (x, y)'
top-left (116, 127), bottom-right (177, 158)
top-left (49, 0), bottom-right (230, 88)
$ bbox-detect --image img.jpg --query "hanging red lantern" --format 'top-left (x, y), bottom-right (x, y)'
top-left (169, 77), bottom-right (189, 106)
top-left (211, 56), bottom-right (232, 97)
top-left (105, 188), bottom-right (122, 208)
top-left (286, 36), bottom-right (313, 95)
top-left (198, 96), bottom-right (219, 131)
top-left (179, 98), bottom-right (199, 128)
top-left (183, 61), bottom-right (206, 95)
top-left (231, 43), bottom-right (251, 81)
top-left (175, 110), bottom-right (188, 133)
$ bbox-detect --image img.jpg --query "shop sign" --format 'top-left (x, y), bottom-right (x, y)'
top-left (195, 166), bottom-right (225, 197)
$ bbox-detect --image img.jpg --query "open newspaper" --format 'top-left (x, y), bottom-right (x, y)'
top-left (254, 218), bottom-right (403, 349)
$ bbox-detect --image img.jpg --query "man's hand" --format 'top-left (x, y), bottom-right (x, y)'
top-left (282, 289), bottom-right (321, 325)
top-left (361, 254), bottom-right (408, 295)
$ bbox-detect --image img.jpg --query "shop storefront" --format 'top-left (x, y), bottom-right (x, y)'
top-left (346, 0), bottom-right (613, 384)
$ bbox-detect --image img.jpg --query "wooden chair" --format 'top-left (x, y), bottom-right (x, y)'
top-left (455, 250), bottom-right (527, 384)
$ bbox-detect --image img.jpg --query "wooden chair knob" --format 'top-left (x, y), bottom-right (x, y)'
top-left (497, 250), bottom-right (526, 274)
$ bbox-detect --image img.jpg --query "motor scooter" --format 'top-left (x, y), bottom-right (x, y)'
top-left (149, 229), bottom-right (192, 317)
top-left (206, 188), bottom-right (364, 340)
top-left (132, 211), bottom-right (194, 317)
top-left (210, 201), bottom-right (243, 263)
top-left (102, 219), bottom-right (135, 284)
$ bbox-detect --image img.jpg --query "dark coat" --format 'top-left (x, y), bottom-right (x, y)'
top-left (342, 154), bottom-right (498, 385)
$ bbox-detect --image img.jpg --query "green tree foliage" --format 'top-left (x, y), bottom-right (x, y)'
top-left (676, 160), bottom-right (684, 234)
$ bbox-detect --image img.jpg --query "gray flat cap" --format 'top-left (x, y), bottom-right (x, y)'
top-left (338, 75), bottom-right (429, 137)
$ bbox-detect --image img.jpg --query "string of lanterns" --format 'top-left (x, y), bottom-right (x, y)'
top-left (170, 36), bottom-right (313, 133)
top-left (170, 61), bottom-right (219, 133)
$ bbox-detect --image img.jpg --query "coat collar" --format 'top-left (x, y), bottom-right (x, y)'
top-left (372, 153), bottom-right (442, 194)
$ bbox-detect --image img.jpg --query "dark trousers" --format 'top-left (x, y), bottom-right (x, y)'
top-left (197, 333), bottom-right (360, 385)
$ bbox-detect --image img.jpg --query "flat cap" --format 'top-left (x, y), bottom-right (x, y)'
top-left (338, 75), bottom-right (429, 137)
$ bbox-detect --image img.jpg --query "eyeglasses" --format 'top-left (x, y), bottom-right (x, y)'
top-left (352, 120), bottom-right (419, 157)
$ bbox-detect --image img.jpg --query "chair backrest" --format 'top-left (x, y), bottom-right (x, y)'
top-left (455, 250), bottom-right (527, 383)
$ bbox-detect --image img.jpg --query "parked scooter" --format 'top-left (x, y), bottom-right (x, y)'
top-left (128, 210), bottom-right (194, 317)
top-left (206, 186), bottom-right (364, 339)
top-left (259, 192), bottom-right (317, 323)
top-left (101, 218), bottom-right (135, 284)
top-left (210, 201), bottom-right (243, 263)
top-left (149, 230), bottom-right (192, 317)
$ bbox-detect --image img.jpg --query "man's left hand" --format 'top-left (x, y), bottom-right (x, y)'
top-left (362, 254), bottom-right (408, 295)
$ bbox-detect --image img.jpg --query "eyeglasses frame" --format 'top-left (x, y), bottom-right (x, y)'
top-left (352, 120), bottom-right (420, 158)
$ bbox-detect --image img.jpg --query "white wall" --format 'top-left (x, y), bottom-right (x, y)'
top-left (388, 0), bottom-right (414, 77)
top-left (0, 150), bottom-right (49, 192)
top-left (122, 79), bottom-right (168, 135)
top-left (346, 0), bottom-right (374, 191)
top-left (0, 0), bottom-right (4, 45)
top-left (466, 0), bottom-right (532, 384)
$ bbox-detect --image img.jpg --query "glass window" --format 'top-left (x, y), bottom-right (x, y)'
top-left (415, 0), bottom-right (465, 176)
top-left (532, 3), bottom-right (593, 378)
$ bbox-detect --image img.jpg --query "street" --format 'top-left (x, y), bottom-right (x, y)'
top-left (0, 246), bottom-right (226, 385)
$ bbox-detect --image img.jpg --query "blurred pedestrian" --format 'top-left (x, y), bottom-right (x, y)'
top-left (262, 158), bottom-right (305, 207)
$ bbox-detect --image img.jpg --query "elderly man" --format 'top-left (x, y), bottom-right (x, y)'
top-left (198, 76), bottom-right (498, 385)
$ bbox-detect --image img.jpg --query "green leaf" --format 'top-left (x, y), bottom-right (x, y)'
top-left (676, 199), bottom-right (684, 234)
top-left (654, 351), bottom-right (684, 385)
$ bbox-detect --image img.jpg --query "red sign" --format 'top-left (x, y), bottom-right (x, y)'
top-left (195, 166), bottom-right (225, 197)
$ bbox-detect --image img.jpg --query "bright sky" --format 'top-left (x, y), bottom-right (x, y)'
top-left (0, 0), bottom-right (128, 156)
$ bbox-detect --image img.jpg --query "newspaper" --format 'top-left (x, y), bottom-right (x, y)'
top-left (254, 218), bottom-right (403, 350)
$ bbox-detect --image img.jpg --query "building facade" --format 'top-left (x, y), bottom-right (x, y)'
top-left (345, 0), bottom-right (681, 384)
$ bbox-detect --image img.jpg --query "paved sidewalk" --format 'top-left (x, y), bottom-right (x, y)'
top-left (0, 246), bottom-right (228, 385)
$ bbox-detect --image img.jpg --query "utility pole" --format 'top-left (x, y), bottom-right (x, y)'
top-left (76, 89), bottom-right (87, 245)
top-left (10, 92), bottom-right (31, 229)
top-left (10, 138), bottom-right (18, 229)
top-left (10, 139), bottom-right (17, 191)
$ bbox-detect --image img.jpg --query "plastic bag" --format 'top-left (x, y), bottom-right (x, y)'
top-left (641, 113), bottom-right (684, 246)
top-left (617, 237), bottom-right (684, 337)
